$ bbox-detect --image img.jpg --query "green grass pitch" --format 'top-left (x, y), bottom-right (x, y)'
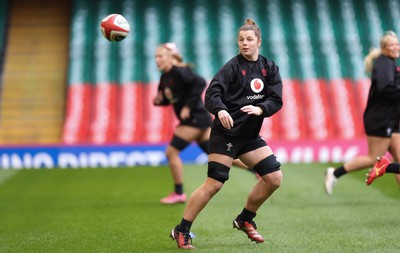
top-left (0, 163), bottom-right (399, 253)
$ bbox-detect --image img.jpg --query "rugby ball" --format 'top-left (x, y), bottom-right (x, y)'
top-left (100, 14), bottom-right (130, 42)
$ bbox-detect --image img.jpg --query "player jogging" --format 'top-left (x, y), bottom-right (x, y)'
top-left (170, 18), bottom-right (283, 249)
top-left (325, 31), bottom-right (400, 194)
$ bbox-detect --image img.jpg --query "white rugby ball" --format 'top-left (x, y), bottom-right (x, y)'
top-left (100, 14), bottom-right (130, 42)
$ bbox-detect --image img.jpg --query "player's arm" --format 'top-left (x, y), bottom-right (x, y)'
top-left (205, 67), bottom-right (230, 116)
top-left (255, 63), bottom-right (283, 117)
top-left (205, 66), bottom-right (233, 129)
top-left (374, 59), bottom-right (400, 99)
top-left (177, 69), bottom-right (205, 119)
top-left (181, 69), bottom-right (206, 109)
top-left (153, 87), bottom-right (169, 106)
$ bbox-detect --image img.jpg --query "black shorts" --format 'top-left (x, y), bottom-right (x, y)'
top-left (180, 111), bottom-right (212, 129)
top-left (208, 130), bottom-right (267, 159)
top-left (364, 120), bottom-right (400, 137)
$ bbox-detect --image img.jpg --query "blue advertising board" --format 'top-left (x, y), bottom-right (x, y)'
top-left (0, 139), bottom-right (369, 169)
top-left (0, 144), bottom-right (207, 169)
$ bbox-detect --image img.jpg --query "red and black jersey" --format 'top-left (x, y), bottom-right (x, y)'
top-left (156, 65), bottom-right (212, 128)
top-left (205, 54), bottom-right (283, 138)
top-left (364, 55), bottom-right (400, 135)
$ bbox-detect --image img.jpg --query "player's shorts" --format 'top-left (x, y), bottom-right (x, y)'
top-left (208, 130), bottom-right (267, 159)
top-left (364, 119), bottom-right (400, 137)
top-left (180, 110), bottom-right (212, 130)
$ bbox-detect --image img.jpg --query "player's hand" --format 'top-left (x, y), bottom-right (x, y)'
top-left (164, 88), bottom-right (174, 101)
top-left (218, 110), bottom-right (234, 129)
top-left (180, 106), bottom-right (191, 120)
top-left (153, 92), bottom-right (163, 105)
top-left (240, 105), bottom-right (263, 116)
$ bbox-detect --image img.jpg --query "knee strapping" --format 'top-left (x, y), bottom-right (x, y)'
top-left (207, 161), bottom-right (230, 183)
top-left (198, 140), bottom-right (209, 154)
top-left (170, 135), bottom-right (190, 151)
top-left (253, 155), bottom-right (281, 176)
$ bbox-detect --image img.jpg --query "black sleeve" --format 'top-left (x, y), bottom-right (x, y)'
top-left (204, 64), bottom-right (231, 115)
top-left (256, 63), bottom-right (283, 117)
top-left (154, 79), bottom-right (169, 106)
top-left (180, 68), bottom-right (207, 109)
top-left (374, 59), bottom-right (400, 99)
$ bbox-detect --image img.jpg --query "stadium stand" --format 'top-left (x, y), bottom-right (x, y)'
top-left (0, 1), bottom-right (10, 84)
top-left (0, 0), bottom-right (70, 144)
top-left (1, 0), bottom-right (399, 145)
top-left (59, 0), bottom-right (400, 144)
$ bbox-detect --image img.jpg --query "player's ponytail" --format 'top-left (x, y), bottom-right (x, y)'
top-left (364, 31), bottom-right (398, 74)
top-left (364, 47), bottom-right (381, 74)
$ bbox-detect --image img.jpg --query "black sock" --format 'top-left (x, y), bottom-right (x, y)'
top-left (333, 166), bottom-right (347, 178)
top-left (238, 208), bottom-right (256, 222)
top-left (175, 184), bottom-right (183, 195)
top-left (386, 163), bottom-right (400, 174)
top-left (177, 218), bottom-right (192, 233)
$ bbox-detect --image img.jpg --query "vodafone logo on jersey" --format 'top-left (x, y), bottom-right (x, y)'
top-left (250, 78), bottom-right (264, 93)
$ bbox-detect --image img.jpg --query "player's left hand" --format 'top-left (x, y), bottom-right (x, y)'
top-left (180, 106), bottom-right (191, 120)
top-left (240, 105), bottom-right (263, 116)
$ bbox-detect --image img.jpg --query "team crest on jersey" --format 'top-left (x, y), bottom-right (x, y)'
top-left (262, 68), bottom-right (267, 76)
top-left (250, 78), bottom-right (264, 93)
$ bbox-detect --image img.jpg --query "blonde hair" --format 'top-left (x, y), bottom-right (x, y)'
top-left (364, 31), bottom-right (398, 73)
top-left (162, 42), bottom-right (188, 67)
top-left (238, 18), bottom-right (261, 41)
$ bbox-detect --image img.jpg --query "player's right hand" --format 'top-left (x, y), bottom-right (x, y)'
top-left (153, 91), bottom-right (163, 105)
top-left (218, 110), bottom-right (234, 129)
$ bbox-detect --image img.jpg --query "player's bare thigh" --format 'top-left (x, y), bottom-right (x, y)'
top-left (389, 133), bottom-right (400, 161)
top-left (174, 125), bottom-right (207, 142)
top-left (366, 135), bottom-right (391, 158)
